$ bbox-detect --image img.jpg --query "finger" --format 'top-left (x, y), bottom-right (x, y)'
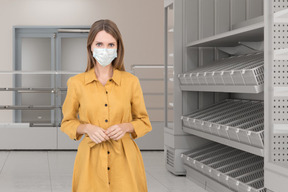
top-left (97, 133), bottom-right (107, 142)
top-left (92, 135), bottom-right (101, 144)
top-left (114, 131), bottom-right (125, 140)
top-left (107, 129), bottom-right (119, 138)
top-left (102, 129), bottom-right (110, 139)
top-left (110, 131), bottom-right (123, 140)
top-left (107, 127), bottom-right (119, 137)
top-left (92, 132), bottom-right (104, 142)
top-left (99, 130), bottom-right (109, 140)
top-left (105, 126), bottom-right (115, 135)
top-left (105, 127), bottom-right (112, 135)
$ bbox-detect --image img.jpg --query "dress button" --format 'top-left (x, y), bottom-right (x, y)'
top-left (108, 167), bottom-right (110, 170)
top-left (105, 119), bottom-right (108, 123)
top-left (106, 91), bottom-right (108, 94)
top-left (108, 151), bottom-right (110, 154)
top-left (105, 104), bottom-right (107, 107)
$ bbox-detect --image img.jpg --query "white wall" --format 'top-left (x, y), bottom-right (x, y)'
top-left (0, 0), bottom-right (164, 71)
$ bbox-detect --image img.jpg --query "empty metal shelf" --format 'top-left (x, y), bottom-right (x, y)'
top-left (0, 87), bottom-right (57, 93)
top-left (0, 87), bottom-right (68, 93)
top-left (181, 143), bottom-right (265, 192)
top-left (178, 52), bottom-right (264, 93)
top-left (29, 123), bottom-right (58, 127)
top-left (181, 99), bottom-right (264, 149)
top-left (0, 105), bottom-right (61, 110)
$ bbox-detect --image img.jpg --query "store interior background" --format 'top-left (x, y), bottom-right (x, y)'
top-left (0, 0), bottom-right (165, 150)
top-left (1, 0), bottom-right (288, 192)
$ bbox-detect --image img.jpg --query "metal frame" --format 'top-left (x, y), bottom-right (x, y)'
top-left (163, 0), bottom-right (288, 192)
top-left (0, 26), bottom-right (89, 149)
top-left (55, 32), bottom-right (88, 126)
top-left (264, 1), bottom-right (288, 192)
top-left (12, 26), bottom-right (89, 127)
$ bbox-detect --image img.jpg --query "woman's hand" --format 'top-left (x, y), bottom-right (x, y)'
top-left (105, 123), bottom-right (134, 140)
top-left (85, 124), bottom-right (110, 144)
top-left (105, 124), bottom-right (128, 141)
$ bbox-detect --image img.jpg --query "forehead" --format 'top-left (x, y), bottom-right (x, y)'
top-left (94, 30), bottom-right (116, 42)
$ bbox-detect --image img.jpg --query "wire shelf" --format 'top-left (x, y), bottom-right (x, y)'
top-left (178, 52), bottom-right (264, 93)
top-left (0, 87), bottom-right (67, 93)
top-left (0, 105), bottom-right (61, 110)
top-left (182, 99), bottom-right (264, 149)
top-left (181, 143), bottom-right (265, 192)
top-left (247, 179), bottom-right (266, 192)
top-left (229, 170), bottom-right (264, 192)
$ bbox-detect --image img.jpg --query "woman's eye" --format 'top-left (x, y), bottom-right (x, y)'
top-left (96, 43), bottom-right (102, 47)
top-left (108, 44), bottom-right (115, 47)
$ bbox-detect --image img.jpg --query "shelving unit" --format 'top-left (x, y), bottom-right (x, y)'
top-left (164, 0), bottom-right (203, 175)
top-left (182, 99), bottom-right (264, 148)
top-left (186, 22), bottom-right (264, 47)
top-left (164, 1), bottom-right (175, 131)
top-left (0, 26), bottom-right (89, 149)
top-left (178, 52), bottom-right (264, 93)
top-left (264, 1), bottom-right (288, 192)
top-left (182, 127), bottom-right (264, 157)
top-left (181, 143), bottom-right (265, 192)
top-left (180, 85), bottom-right (263, 94)
top-left (164, 0), bottom-right (288, 192)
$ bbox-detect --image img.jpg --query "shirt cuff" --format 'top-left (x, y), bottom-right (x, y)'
top-left (130, 120), bottom-right (142, 139)
top-left (72, 122), bottom-right (82, 141)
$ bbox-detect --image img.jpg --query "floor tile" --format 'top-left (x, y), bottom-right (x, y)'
top-left (142, 151), bottom-right (207, 192)
top-left (0, 151), bottom-right (9, 174)
top-left (50, 173), bottom-right (72, 192)
top-left (48, 151), bottom-right (76, 174)
top-left (0, 151), bottom-right (208, 192)
top-left (1, 151), bottom-right (49, 175)
top-left (0, 173), bottom-right (51, 192)
top-left (146, 171), bottom-right (170, 192)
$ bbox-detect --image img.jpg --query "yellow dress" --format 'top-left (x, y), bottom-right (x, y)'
top-left (60, 67), bottom-right (152, 192)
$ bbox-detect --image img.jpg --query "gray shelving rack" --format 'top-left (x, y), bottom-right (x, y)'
top-left (0, 26), bottom-right (89, 150)
top-left (164, 1), bottom-right (288, 192)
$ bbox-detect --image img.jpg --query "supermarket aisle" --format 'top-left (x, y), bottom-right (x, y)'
top-left (0, 151), bottom-right (206, 192)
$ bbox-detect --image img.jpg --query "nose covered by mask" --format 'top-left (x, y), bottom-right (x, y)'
top-left (93, 48), bottom-right (117, 67)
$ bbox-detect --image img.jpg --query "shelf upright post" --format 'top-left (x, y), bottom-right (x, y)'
top-left (164, 0), bottom-right (189, 175)
top-left (164, 0), bottom-right (213, 175)
top-left (264, 1), bottom-right (288, 192)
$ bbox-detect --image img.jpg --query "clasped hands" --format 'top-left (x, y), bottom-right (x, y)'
top-left (85, 124), bottom-right (128, 144)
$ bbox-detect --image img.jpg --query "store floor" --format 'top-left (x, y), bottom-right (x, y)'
top-left (0, 151), bottom-right (207, 192)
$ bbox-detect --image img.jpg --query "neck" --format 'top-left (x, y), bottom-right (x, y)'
top-left (94, 64), bottom-right (113, 78)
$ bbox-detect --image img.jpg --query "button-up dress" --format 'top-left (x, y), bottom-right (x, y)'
top-left (60, 67), bottom-right (152, 192)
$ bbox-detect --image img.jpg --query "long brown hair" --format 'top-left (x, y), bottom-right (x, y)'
top-left (85, 19), bottom-right (125, 72)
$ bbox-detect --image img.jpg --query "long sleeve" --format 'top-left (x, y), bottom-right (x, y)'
top-left (60, 77), bottom-right (83, 141)
top-left (130, 77), bottom-right (152, 139)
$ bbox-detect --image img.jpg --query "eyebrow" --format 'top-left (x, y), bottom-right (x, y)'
top-left (95, 41), bottom-right (116, 44)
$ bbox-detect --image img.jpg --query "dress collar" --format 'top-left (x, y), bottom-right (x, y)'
top-left (84, 67), bottom-right (121, 86)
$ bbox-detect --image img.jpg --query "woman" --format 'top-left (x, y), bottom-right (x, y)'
top-left (60, 19), bottom-right (152, 192)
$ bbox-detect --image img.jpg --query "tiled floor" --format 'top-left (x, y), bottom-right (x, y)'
top-left (0, 151), bottom-right (207, 192)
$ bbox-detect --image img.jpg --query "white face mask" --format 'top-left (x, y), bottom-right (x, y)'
top-left (93, 48), bottom-right (117, 67)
